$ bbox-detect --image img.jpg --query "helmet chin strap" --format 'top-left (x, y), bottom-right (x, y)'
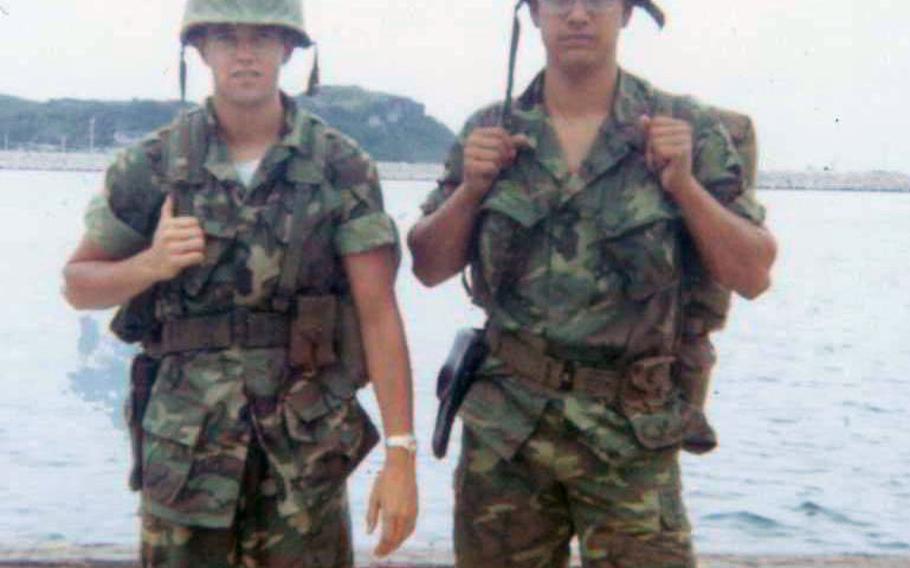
top-left (305, 44), bottom-right (320, 97)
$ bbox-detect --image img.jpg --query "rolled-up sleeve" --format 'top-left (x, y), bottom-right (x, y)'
top-left (694, 114), bottom-right (766, 226)
top-left (83, 139), bottom-right (163, 258)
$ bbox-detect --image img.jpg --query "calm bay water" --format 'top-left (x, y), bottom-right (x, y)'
top-left (0, 169), bottom-right (907, 559)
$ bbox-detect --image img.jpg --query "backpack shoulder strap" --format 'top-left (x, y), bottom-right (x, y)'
top-left (272, 117), bottom-right (329, 313)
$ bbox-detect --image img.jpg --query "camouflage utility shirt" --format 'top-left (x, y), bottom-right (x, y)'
top-left (85, 94), bottom-right (397, 528)
top-left (421, 70), bottom-right (765, 459)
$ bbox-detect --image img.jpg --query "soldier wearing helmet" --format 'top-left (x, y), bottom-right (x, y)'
top-left (410, 0), bottom-right (777, 566)
top-left (63, 1), bottom-right (418, 565)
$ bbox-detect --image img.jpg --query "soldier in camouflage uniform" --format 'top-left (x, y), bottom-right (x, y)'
top-left (409, 0), bottom-right (777, 566)
top-left (62, 1), bottom-right (418, 566)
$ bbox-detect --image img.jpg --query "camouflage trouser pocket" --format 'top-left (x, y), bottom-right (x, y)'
top-left (283, 385), bottom-right (379, 507)
top-left (140, 392), bottom-right (208, 506)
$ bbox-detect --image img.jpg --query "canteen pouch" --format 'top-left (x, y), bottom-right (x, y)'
top-left (289, 295), bottom-right (338, 375)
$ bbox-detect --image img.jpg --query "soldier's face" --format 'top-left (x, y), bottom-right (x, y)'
top-left (199, 24), bottom-right (293, 107)
top-left (531, 0), bottom-right (631, 73)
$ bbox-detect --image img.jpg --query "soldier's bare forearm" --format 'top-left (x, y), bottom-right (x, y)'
top-left (673, 177), bottom-right (777, 299)
top-left (408, 183), bottom-right (484, 287)
top-left (362, 303), bottom-right (414, 439)
top-left (63, 245), bottom-right (164, 310)
top-left (343, 248), bottom-right (414, 439)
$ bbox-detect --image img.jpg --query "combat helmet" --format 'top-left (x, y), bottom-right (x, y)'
top-left (178, 0), bottom-right (319, 104)
top-left (502, 0), bottom-right (665, 127)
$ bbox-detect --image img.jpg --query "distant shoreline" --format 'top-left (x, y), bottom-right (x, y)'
top-left (0, 150), bottom-right (443, 182)
top-left (1, 150), bottom-right (909, 193)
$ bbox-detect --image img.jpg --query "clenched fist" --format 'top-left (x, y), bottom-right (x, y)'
top-left (462, 127), bottom-right (531, 198)
top-left (144, 195), bottom-right (205, 281)
top-left (640, 115), bottom-right (696, 196)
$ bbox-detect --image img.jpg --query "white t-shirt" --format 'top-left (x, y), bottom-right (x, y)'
top-left (234, 159), bottom-right (260, 187)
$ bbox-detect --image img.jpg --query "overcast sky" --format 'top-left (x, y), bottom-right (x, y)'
top-left (2, 0), bottom-right (908, 171)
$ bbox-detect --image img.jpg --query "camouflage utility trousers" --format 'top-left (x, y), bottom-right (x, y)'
top-left (141, 441), bottom-right (353, 568)
top-left (454, 405), bottom-right (695, 568)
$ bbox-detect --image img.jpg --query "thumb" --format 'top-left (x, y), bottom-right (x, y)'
top-left (159, 194), bottom-right (175, 221)
top-left (366, 478), bottom-right (381, 535)
top-left (510, 134), bottom-right (532, 149)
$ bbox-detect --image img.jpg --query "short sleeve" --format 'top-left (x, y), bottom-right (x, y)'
top-left (693, 114), bottom-right (766, 226)
top-left (327, 132), bottom-right (399, 257)
top-left (84, 139), bottom-right (165, 258)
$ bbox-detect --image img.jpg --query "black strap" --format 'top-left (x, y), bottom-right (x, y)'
top-left (306, 44), bottom-right (320, 97)
top-left (502, 0), bottom-right (527, 131)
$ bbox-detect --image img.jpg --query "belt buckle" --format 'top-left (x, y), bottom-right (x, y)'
top-left (231, 309), bottom-right (251, 346)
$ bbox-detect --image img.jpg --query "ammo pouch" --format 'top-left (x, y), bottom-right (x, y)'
top-left (432, 328), bottom-right (489, 459)
top-left (289, 295), bottom-right (339, 376)
top-left (125, 352), bottom-right (160, 491)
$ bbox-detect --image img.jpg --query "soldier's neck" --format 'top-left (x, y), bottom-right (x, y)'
top-left (212, 93), bottom-right (285, 162)
top-left (543, 59), bottom-right (619, 121)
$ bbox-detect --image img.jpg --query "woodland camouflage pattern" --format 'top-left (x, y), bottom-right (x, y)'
top-left (422, 69), bottom-right (765, 567)
top-left (85, 94), bottom-right (396, 563)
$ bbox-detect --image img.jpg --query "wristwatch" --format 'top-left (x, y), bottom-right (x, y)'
top-left (385, 434), bottom-right (418, 455)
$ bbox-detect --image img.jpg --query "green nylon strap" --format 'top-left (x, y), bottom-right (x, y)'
top-left (272, 125), bottom-right (327, 313)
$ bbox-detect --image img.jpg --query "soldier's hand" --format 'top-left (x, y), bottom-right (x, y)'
top-left (462, 127), bottom-right (531, 199)
top-left (640, 115), bottom-right (696, 196)
top-left (145, 195), bottom-right (205, 281)
top-left (366, 451), bottom-right (418, 558)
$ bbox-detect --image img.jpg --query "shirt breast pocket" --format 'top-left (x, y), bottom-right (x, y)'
top-left (594, 185), bottom-right (682, 301)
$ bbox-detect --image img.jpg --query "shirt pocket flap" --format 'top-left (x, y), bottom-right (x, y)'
top-left (283, 380), bottom-right (334, 439)
top-left (266, 187), bottom-right (342, 246)
top-left (286, 158), bottom-right (326, 185)
top-left (597, 189), bottom-right (679, 238)
top-left (481, 181), bottom-right (546, 229)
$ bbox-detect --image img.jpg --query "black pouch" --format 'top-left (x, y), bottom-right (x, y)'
top-left (432, 328), bottom-right (489, 458)
top-left (125, 353), bottom-right (160, 491)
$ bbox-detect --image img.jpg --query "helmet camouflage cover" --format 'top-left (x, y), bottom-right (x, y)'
top-left (181, 0), bottom-right (312, 47)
